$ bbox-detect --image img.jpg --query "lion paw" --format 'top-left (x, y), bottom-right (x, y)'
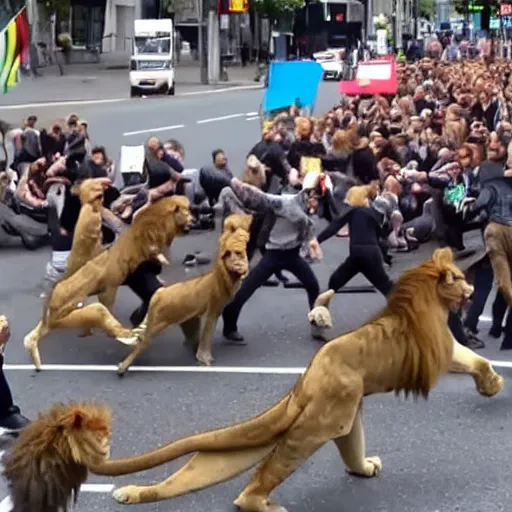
top-left (112, 486), bottom-right (141, 504)
top-left (0, 316), bottom-right (10, 346)
top-left (234, 495), bottom-right (289, 512)
top-left (196, 349), bottom-right (214, 366)
top-left (23, 331), bottom-right (41, 371)
top-left (475, 368), bottom-right (504, 397)
top-left (156, 253), bottom-right (170, 266)
top-left (116, 331), bottom-right (140, 346)
top-left (307, 306), bottom-right (332, 329)
top-left (347, 456), bottom-right (382, 478)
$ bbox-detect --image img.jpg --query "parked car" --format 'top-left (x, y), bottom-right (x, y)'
top-left (313, 49), bottom-right (345, 81)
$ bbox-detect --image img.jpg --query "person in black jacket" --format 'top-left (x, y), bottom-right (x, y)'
top-left (316, 193), bottom-right (396, 296)
top-left (247, 123), bottom-right (292, 191)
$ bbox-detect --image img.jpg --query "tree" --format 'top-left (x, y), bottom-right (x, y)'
top-left (452, 0), bottom-right (498, 16)
top-left (418, 0), bottom-right (435, 19)
top-left (37, 0), bottom-right (70, 19)
top-left (252, 0), bottom-right (305, 36)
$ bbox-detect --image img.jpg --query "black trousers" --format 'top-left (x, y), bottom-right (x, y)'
top-left (328, 245), bottom-right (393, 296)
top-left (463, 256), bottom-right (509, 338)
top-left (123, 261), bottom-right (163, 320)
top-left (0, 355), bottom-right (14, 416)
top-left (222, 247), bottom-right (320, 333)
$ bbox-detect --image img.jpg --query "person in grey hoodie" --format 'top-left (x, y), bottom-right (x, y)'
top-left (222, 172), bottom-right (328, 343)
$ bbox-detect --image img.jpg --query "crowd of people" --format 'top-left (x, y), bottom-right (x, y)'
top-left (1, 54), bottom-right (512, 433)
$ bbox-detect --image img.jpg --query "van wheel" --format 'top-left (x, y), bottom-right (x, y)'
top-left (130, 86), bottom-right (139, 98)
top-left (167, 82), bottom-right (175, 96)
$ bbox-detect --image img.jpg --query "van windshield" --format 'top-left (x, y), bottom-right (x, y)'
top-left (134, 35), bottom-right (171, 55)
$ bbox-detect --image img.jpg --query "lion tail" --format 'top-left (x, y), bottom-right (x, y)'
top-left (115, 444), bottom-right (278, 500)
top-left (90, 393), bottom-right (299, 476)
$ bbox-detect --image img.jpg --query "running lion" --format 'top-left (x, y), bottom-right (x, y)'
top-left (24, 195), bottom-right (192, 371)
top-left (116, 213), bottom-right (252, 371)
top-left (8, 248), bottom-right (504, 512)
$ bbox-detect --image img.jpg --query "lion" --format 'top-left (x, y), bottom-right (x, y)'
top-left (344, 180), bottom-right (380, 208)
top-left (23, 195), bottom-right (192, 371)
top-left (2, 250), bottom-right (504, 511)
top-left (56, 247), bottom-right (499, 511)
top-left (116, 213), bottom-right (252, 371)
top-left (2, 401), bottom-right (112, 512)
top-left (65, 177), bottom-right (113, 278)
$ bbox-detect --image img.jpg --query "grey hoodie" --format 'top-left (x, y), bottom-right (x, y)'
top-left (229, 178), bottom-right (315, 251)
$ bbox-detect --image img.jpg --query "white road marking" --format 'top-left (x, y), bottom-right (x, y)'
top-left (4, 361), bottom-right (512, 372)
top-left (246, 111), bottom-right (259, 116)
top-left (0, 98), bottom-right (126, 110)
top-left (123, 124), bottom-right (184, 136)
top-left (0, 84), bottom-right (263, 110)
top-left (196, 113), bottom-right (244, 124)
top-left (81, 484), bottom-right (115, 493)
top-left (180, 84), bottom-right (262, 96)
top-left (247, 116), bottom-right (260, 121)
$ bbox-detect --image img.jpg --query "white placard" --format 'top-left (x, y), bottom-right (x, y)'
top-left (376, 29), bottom-right (388, 56)
top-left (120, 145), bottom-right (145, 175)
top-left (356, 62), bottom-right (392, 81)
top-left (220, 14), bottom-right (229, 30)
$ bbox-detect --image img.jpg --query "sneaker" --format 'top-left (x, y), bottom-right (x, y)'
top-left (223, 331), bottom-right (246, 344)
top-left (311, 324), bottom-right (329, 342)
top-left (0, 406), bottom-right (30, 433)
top-left (183, 254), bottom-right (197, 267)
top-left (193, 252), bottom-right (211, 265)
top-left (464, 328), bottom-right (485, 349)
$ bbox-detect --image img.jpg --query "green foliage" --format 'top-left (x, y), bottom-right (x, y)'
top-left (419, 0), bottom-right (435, 19)
top-left (452, 0), bottom-right (498, 15)
top-left (37, 0), bottom-right (70, 19)
top-left (252, 0), bottom-right (304, 22)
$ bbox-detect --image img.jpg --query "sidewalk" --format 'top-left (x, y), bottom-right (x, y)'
top-left (0, 54), bottom-right (261, 107)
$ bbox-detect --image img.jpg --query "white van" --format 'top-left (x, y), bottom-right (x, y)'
top-left (129, 18), bottom-right (175, 97)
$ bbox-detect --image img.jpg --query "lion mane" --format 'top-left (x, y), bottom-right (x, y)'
top-left (11, 249), bottom-right (503, 512)
top-left (344, 180), bottom-right (380, 208)
top-left (3, 402), bottom-right (112, 512)
top-left (116, 213), bottom-right (252, 372)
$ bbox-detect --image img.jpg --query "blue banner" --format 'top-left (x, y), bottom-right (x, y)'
top-left (263, 60), bottom-right (324, 114)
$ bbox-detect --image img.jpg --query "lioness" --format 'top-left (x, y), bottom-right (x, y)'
top-left (65, 177), bottom-right (114, 278)
top-left (116, 213), bottom-right (252, 371)
top-left (75, 248), bottom-right (502, 512)
top-left (24, 196), bottom-right (192, 370)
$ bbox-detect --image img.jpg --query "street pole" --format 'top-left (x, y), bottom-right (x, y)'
top-left (199, 0), bottom-right (209, 84)
top-left (411, 0), bottom-right (417, 39)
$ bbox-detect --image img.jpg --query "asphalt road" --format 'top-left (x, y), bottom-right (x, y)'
top-left (0, 83), bottom-right (511, 512)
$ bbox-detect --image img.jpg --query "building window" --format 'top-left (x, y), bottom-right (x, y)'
top-left (71, 0), bottom-right (106, 49)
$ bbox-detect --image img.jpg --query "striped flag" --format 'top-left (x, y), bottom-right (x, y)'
top-left (0, 7), bottom-right (30, 94)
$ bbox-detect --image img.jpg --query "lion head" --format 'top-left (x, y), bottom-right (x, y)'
top-left (382, 247), bottom-right (474, 398)
top-left (345, 180), bottom-right (380, 208)
top-left (133, 195), bottom-right (193, 249)
top-left (219, 214), bottom-right (252, 278)
top-left (3, 402), bottom-right (112, 512)
top-left (74, 177), bottom-right (111, 208)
